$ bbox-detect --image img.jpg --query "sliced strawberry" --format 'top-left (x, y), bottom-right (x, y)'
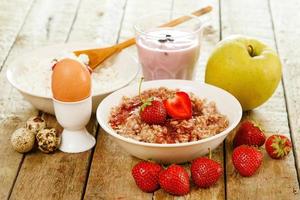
top-left (163, 92), bottom-right (192, 120)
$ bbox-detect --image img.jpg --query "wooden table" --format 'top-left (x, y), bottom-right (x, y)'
top-left (0, 0), bottom-right (299, 199)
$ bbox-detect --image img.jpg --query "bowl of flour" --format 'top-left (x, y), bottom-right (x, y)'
top-left (6, 43), bottom-right (139, 114)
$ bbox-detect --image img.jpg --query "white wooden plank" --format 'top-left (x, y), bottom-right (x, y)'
top-left (0, 0), bottom-right (34, 70)
top-left (0, 0), bottom-right (35, 199)
top-left (118, 0), bottom-right (173, 42)
top-left (67, 0), bottom-right (126, 45)
top-left (270, 0), bottom-right (300, 180)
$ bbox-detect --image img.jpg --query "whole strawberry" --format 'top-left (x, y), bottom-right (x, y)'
top-left (140, 100), bottom-right (167, 124)
top-left (138, 78), bottom-right (167, 124)
top-left (265, 134), bottom-right (292, 159)
top-left (132, 161), bottom-right (163, 192)
top-left (191, 157), bottom-right (223, 188)
top-left (159, 164), bottom-right (190, 196)
top-left (232, 145), bottom-right (263, 177)
top-left (233, 120), bottom-right (266, 147)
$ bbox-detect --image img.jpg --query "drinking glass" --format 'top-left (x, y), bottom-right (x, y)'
top-left (135, 12), bottom-right (206, 80)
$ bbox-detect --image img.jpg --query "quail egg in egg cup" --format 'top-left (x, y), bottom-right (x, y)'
top-left (53, 96), bottom-right (96, 153)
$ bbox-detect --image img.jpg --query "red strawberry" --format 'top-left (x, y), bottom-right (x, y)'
top-left (159, 164), bottom-right (190, 196)
top-left (233, 120), bottom-right (266, 147)
top-left (140, 100), bottom-right (167, 124)
top-left (232, 145), bottom-right (263, 177)
top-left (163, 91), bottom-right (192, 120)
top-left (191, 157), bottom-right (223, 188)
top-left (265, 134), bottom-right (292, 159)
top-left (132, 161), bottom-right (163, 192)
top-left (138, 78), bottom-right (167, 124)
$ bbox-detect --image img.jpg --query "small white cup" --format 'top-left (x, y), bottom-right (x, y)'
top-left (53, 96), bottom-right (95, 153)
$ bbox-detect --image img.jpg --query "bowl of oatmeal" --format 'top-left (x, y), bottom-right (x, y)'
top-left (6, 43), bottom-right (139, 114)
top-left (97, 79), bottom-right (242, 163)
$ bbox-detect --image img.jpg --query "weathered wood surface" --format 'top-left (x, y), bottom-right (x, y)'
top-left (0, 0), bottom-right (35, 199)
top-left (221, 0), bottom-right (300, 199)
top-left (0, 0), bottom-right (34, 70)
top-left (10, 115), bottom-right (97, 200)
top-left (270, 0), bottom-right (300, 179)
top-left (0, 0), bottom-right (299, 199)
top-left (68, 0), bottom-right (126, 45)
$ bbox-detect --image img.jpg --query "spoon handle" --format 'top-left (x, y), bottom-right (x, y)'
top-left (115, 6), bottom-right (212, 50)
top-left (116, 38), bottom-right (136, 50)
top-left (160, 6), bottom-right (212, 27)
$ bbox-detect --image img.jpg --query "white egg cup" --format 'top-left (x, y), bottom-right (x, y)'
top-left (53, 96), bottom-right (95, 153)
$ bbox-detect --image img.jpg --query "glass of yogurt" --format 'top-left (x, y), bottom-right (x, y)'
top-left (135, 12), bottom-right (205, 80)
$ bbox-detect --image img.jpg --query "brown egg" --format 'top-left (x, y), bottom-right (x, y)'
top-left (51, 58), bottom-right (91, 102)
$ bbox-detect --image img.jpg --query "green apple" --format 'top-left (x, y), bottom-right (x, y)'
top-left (205, 35), bottom-right (282, 111)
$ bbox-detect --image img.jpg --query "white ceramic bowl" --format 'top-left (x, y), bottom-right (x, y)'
top-left (97, 79), bottom-right (242, 164)
top-left (6, 43), bottom-right (139, 114)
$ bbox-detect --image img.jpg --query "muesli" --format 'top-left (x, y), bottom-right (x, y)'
top-left (109, 87), bottom-right (229, 144)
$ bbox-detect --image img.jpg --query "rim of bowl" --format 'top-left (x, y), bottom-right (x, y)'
top-left (97, 79), bottom-right (242, 148)
top-left (6, 46), bottom-right (139, 99)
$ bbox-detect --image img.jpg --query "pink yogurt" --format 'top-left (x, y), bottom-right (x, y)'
top-left (136, 29), bottom-right (200, 80)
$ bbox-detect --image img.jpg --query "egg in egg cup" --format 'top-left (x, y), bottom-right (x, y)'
top-left (51, 58), bottom-right (95, 153)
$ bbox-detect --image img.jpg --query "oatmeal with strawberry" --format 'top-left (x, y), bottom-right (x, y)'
top-left (109, 86), bottom-right (229, 144)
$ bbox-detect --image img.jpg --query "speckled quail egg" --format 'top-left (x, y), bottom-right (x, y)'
top-left (11, 128), bottom-right (35, 153)
top-left (25, 116), bottom-right (46, 134)
top-left (36, 128), bottom-right (61, 153)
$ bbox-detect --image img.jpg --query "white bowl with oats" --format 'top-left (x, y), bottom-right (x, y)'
top-left (6, 43), bottom-right (139, 114)
top-left (97, 79), bottom-right (242, 164)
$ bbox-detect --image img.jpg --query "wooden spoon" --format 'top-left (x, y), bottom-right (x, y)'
top-left (74, 6), bottom-right (212, 69)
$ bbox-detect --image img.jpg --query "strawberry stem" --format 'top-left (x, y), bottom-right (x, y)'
top-left (272, 136), bottom-right (290, 157)
top-left (208, 148), bottom-right (212, 159)
top-left (139, 77), bottom-right (145, 104)
top-left (162, 163), bottom-right (169, 169)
